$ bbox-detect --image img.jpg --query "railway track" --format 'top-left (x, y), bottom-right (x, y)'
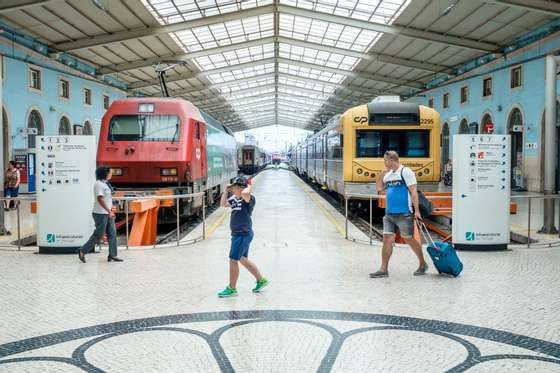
top-left (294, 170), bottom-right (385, 241)
top-left (293, 169), bottom-right (448, 242)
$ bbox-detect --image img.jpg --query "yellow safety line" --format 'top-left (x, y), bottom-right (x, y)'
top-left (204, 209), bottom-right (230, 239)
top-left (292, 174), bottom-right (346, 237)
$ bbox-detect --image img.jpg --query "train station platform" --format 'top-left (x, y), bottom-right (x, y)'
top-left (0, 168), bottom-right (560, 372)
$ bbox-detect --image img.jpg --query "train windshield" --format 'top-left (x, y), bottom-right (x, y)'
top-left (108, 115), bottom-right (180, 142)
top-left (356, 130), bottom-right (429, 158)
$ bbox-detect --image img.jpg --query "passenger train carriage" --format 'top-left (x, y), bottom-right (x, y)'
top-left (237, 144), bottom-right (268, 174)
top-left (97, 97), bottom-right (238, 223)
top-left (293, 97), bottom-right (441, 197)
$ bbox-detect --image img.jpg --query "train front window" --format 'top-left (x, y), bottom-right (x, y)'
top-left (356, 130), bottom-right (430, 158)
top-left (108, 115), bottom-right (180, 142)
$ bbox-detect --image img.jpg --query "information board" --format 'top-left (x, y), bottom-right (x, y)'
top-left (37, 136), bottom-right (96, 253)
top-left (452, 135), bottom-right (511, 250)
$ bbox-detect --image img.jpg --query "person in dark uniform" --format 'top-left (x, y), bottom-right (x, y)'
top-left (218, 176), bottom-right (268, 297)
top-left (78, 166), bottom-right (122, 263)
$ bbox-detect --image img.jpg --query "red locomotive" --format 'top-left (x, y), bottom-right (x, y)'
top-left (97, 97), bottom-right (238, 222)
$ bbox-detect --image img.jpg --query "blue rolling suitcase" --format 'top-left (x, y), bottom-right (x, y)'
top-left (418, 222), bottom-right (463, 277)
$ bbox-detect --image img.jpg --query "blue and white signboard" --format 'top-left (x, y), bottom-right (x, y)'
top-left (37, 136), bottom-right (96, 253)
top-left (452, 135), bottom-right (511, 250)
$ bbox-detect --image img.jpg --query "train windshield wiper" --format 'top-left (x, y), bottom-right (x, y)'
top-left (170, 122), bottom-right (179, 144)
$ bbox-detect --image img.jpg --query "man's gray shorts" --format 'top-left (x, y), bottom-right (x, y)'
top-left (383, 213), bottom-right (414, 238)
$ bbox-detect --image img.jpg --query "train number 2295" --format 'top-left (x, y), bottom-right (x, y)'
top-left (420, 118), bottom-right (434, 124)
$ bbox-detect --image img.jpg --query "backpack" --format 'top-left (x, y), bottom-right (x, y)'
top-left (400, 167), bottom-right (433, 218)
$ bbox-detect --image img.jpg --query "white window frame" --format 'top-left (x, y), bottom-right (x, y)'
top-left (28, 65), bottom-right (43, 93)
top-left (482, 76), bottom-right (493, 98)
top-left (83, 87), bottom-right (92, 106)
top-left (510, 65), bottom-right (523, 90)
top-left (460, 85), bottom-right (469, 105)
top-left (442, 92), bottom-right (450, 110)
top-left (59, 77), bottom-right (70, 100)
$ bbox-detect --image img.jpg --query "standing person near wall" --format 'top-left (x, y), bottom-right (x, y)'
top-left (78, 166), bottom-right (122, 263)
top-left (370, 151), bottom-right (428, 278)
top-left (443, 159), bottom-right (453, 186)
top-left (218, 176), bottom-right (268, 297)
top-left (4, 161), bottom-right (20, 211)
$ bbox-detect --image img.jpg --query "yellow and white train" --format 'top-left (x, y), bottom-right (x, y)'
top-left (292, 97), bottom-right (441, 196)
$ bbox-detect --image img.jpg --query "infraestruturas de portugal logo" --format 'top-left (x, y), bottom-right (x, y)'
top-left (46, 233), bottom-right (56, 243)
top-left (465, 231), bottom-right (476, 241)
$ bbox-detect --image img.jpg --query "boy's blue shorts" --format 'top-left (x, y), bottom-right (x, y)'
top-left (229, 230), bottom-right (254, 260)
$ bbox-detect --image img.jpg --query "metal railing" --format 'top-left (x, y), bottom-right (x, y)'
top-left (0, 195), bottom-right (36, 250)
top-left (0, 191), bottom-right (212, 251)
top-left (343, 193), bottom-right (560, 249)
top-left (116, 191), bottom-right (207, 249)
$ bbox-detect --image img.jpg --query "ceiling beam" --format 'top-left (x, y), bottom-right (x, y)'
top-left (97, 36), bottom-right (276, 75)
top-left (52, 5), bottom-right (275, 52)
top-left (99, 35), bottom-right (450, 76)
top-left (277, 4), bottom-right (499, 52)
top-left (276, 36), bottom-right (452, 74)
top-left (131, 53), bottom-right (426, 91)
top-left (129, 57), bottom-right (276, 89)
top-left (0, 0), bottom-right (61, 13)
top-left (479, 0), bottom-right (560, 16)
top-left (277, 57), bottom-right (424, 89)
top-left (169, 72), bottom-right (276, 95)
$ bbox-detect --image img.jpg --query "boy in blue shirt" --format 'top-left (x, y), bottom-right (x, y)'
top-left (218, 177), bottom-right (268, 297)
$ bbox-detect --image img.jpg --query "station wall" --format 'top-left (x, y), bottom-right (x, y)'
top-left (0, 35), bottom-right (126, 179)
top-left (408, 31), bottom-right (560, 193)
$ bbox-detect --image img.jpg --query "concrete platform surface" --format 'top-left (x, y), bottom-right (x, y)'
top-left (0, 169), bottom-right (559, 372)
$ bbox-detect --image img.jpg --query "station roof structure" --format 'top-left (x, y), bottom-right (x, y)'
top-left (0, 0), bottom-right (558, 131)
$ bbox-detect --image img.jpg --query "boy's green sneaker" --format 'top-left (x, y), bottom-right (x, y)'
top-left (218, 286), bottom-right (238, 298)
top-left (252, 278), bottom-right (269, 293)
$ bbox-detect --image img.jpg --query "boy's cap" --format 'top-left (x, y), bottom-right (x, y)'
top-left (232, 177), bottom-right (248, 188)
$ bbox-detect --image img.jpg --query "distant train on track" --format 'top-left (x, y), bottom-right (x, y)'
top-left (291, 96), bottom-right (441, 197)
top-left (237, 144), bottom-right (269, 174)
top-left (97, 97), bottom-right (238, 223)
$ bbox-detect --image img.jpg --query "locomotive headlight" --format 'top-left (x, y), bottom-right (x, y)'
top-left (111, 168), bottom-right (123, 176)
top-left (161, 168), bottom-right (178, 176)
top-left (356, 168), bottom-right (363, 174)
top-left (424, 168), bottom-right (430, 174)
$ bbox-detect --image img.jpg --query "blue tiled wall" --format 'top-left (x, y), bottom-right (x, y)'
top-left (407, 32), bottom-right (560, 192)
top-left (1, 38), bottom-right (126, 150)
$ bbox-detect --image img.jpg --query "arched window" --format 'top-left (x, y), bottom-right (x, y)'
top-left (442, 122), bottom-right (450, 166)
top-left (481, 113), bottom-right (494, 134)
top-left (459, 119), bottom-right (469, 134)
top-left (83, 120), bottom-right (93, 135)
top-left (27, 110), bottom-right (44, 148)
top-left (59, 116), bottom-right (71, 135)
top-left (508, 108), bottom-right (524, 190)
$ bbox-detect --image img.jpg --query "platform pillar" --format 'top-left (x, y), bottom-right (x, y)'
top-left (0, 63), bottom-right (6, 236)
top-left (540, 55), bottom-right (559, 234)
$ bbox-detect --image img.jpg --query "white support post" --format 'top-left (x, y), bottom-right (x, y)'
top-left (540, 55), bottom-right (559, 234)
top-left (0, 56), bottom-right (6, 236)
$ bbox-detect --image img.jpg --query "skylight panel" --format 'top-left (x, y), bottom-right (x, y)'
top-left (279, 0), bottom-right (410, 25)
top-left (142, 0), bottom-right (272, 24)
top-left (278, 76), bottom-right (336, 95)
top-left (278, 62), bottom-right (346, 84)
top-left (279, 43), bottom-right (359, 70)
top-left (164, 14), bottom-right (274, 53)
top-left (206, 63), bottom-right (274, 84)
top-left (227, 87), bottom-right (276, 100)
top-left (194, 43), bottom-right (274, 71)
top-left (218, 76), bottom-right (276, 94)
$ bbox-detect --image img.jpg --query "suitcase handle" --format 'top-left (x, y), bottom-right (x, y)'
top-left (416, 220), bottom-right (439, 251)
